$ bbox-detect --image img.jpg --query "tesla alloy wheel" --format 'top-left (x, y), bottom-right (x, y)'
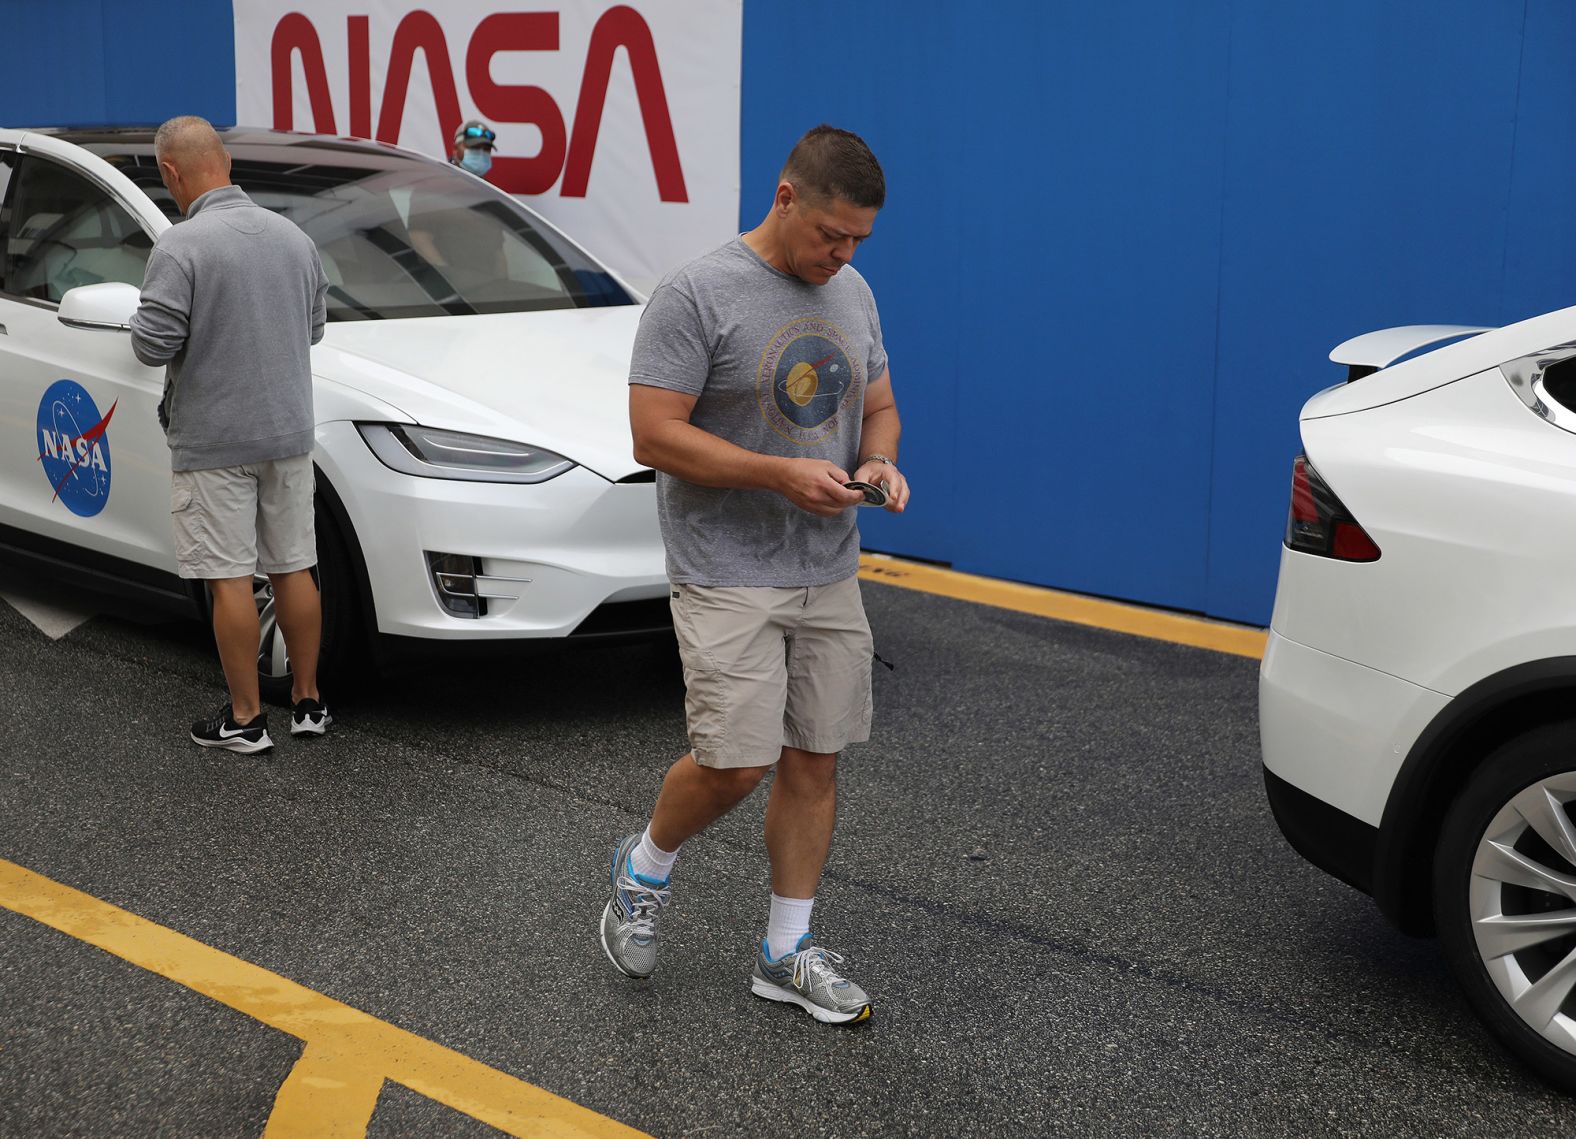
top-left (252, 496), bottom-right (364, 705)
top-left (1436, 722), bottom-right (1576, 1092)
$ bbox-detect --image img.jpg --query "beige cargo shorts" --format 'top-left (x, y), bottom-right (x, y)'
top-left (670, 577), bottom-right (874, 769)
top-left (170, 453), bottom-right (316, 580)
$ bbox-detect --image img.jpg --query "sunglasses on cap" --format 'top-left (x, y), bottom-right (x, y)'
top-left (462, 126), bottom-right (496, 143)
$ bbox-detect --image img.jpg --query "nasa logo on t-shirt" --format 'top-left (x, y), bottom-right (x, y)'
top-left (757, 316), bottom-right (863, 445)
top-left (36, 380), bottom-right (116, 518)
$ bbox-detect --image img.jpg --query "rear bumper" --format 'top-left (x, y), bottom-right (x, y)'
top-left (1259, 629), bottom-right (1449, 827)
top-left (1263, 765), bottom-right (1377, 895)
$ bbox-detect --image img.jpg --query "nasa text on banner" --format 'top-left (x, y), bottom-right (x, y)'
top-left (233, 0), bottom-right (742, 293)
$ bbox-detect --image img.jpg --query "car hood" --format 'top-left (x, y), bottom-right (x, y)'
top-left (315, 306), bottom-right (647, 481)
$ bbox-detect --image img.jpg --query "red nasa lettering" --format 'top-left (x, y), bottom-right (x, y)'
top-left (268, 6), bottom-right (688, 201)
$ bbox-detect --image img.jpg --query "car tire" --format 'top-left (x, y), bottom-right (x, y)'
top-left (254, 495), bottom-right (367, 706)
top-left (1434, 720), bottom-right (1576, 1093)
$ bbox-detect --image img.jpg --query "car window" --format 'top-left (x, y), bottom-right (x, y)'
top-left (96, 144), bottom-right (633, 320)
top-left (3, 156), bottom-right (151, 303)
top-left (0, 151), bottom-right (15, 292)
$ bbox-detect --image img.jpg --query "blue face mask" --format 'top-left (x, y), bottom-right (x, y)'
top-left (460, 149), bottom-right (492, 177)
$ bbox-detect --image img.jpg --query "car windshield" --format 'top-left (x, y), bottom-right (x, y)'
top-left (85, 137), bottom-right (634, 320)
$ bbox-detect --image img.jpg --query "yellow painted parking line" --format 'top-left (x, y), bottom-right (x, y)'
top-left (0, 858), bottom-right (647, 1139)
top-left (858, 554), bottom-right (1268, 660)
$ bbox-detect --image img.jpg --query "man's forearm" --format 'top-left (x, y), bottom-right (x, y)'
top-left (858, 404), bottom-right (901, 463)
top-left (129, 302), bottom-right (187, 366)
top-left (130, 250), bottom-right (191, 366)
top-left (635, 418), bottom-right (787, 492)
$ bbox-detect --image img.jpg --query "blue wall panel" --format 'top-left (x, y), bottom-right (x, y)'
top-left (1501, 0), bottom-right (1576, 324)
top-left (742, 5), bottom-right (973, 566)
top-left (745, 2), bottom-right (1232, 611)
top-left (1205, 0), bottom-right (1529, 621)
top-left (0, 0), bottom-right (234, 127)
top-left (8, 1), bottom-right (1575, 626)
top-left (946, 2), bottom-right (1228, 611)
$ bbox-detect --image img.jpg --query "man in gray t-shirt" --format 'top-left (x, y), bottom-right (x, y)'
top-left (599, 126), bottom-right (910, 1025)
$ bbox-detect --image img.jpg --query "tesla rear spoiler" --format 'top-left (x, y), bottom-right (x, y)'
top-left (1328, 325), bottom-right (1493, 382)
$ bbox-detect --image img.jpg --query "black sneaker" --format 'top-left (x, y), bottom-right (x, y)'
top-left (290, 697), bottom-right (332, 737)
top-left (190, 705), bottom-right (273, 753)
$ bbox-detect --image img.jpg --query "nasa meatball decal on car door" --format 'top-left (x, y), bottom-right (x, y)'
top-left (36, 380), bottom-right (116, 517)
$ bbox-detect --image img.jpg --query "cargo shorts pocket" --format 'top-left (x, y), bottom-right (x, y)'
top-left (670, 586), bottom-right (730, 761)
top-left (170, 482), bottom-right (202, 568)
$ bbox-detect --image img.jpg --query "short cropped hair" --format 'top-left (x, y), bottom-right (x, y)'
top-left (780, 125), bottom-right (885, 210)
top-left (154, 115), bottom-right (217, 157)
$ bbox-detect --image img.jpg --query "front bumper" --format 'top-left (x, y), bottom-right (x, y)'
top-left (316, 421), bottom-right (667, 640)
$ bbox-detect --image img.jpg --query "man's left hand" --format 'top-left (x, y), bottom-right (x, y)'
top-left (852, 458), bottom-right (909, 513)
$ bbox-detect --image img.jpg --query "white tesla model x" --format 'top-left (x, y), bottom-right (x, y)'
top-left (1261, 307), bottom-right (1576, 1090)
top-left (0, 127), bottom-right (667, 696)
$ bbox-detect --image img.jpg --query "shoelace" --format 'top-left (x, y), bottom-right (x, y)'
top-left (616, 871), bottom-right (670, 937)
top-left (789, 945), bottom-right (849, 992)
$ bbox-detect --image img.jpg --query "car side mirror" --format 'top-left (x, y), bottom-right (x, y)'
top-left (58, 281), bottom-right (141, 332)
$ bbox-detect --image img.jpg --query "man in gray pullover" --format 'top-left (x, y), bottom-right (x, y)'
top-left (130, 116), bottom-right (332, 753)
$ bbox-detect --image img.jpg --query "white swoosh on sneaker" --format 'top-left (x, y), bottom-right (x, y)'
top-left (218, 724), bottom-right (254, 739)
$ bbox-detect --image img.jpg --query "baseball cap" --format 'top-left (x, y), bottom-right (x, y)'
top-left (454, 119), bottom-right (497, 149)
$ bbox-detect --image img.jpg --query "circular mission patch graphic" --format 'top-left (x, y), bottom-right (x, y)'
top-left (757, 316), bottom-right (863, 445)
top-left (36, 379), bottom-right (116, 518)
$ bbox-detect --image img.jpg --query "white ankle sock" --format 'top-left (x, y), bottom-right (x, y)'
top-left (766, 894), bottom-right (815, 960)
top-left (630, 825), bottom-right (678, 882)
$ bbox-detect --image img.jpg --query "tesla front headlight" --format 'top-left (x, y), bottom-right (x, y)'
top-left (357, 423), bottom-right (576, 484)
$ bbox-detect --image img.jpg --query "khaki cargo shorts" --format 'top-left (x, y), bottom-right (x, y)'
top-left (670, 577), bottom-right (874, 769)
top-left (170, 454), bottom-right (316, 580)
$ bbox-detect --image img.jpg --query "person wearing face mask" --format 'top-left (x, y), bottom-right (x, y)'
top-left (451, 119), bottom-right (496, 178)
top-left (403, 119), bottom-right (504, 279)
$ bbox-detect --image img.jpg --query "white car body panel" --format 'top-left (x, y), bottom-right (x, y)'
top-left (1259, 628), bottom-right (1451, 826)
top-left (1327, 324), bottom-right (1491, 369)
top-left (320, 307), bottom-right (647, 482)
top-left (1276, 369), bottom-right (1576, 696)
top-left (0, 296), bottom-right (171, 567)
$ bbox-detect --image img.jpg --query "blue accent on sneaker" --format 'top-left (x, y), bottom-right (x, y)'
top-left (749, 932), bottom-right (872, 1024)
top-left (599, 833), bottom-right (671, 979)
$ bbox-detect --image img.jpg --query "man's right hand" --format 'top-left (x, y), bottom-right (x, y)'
top-left (776, 458), bottom-right (866, 517)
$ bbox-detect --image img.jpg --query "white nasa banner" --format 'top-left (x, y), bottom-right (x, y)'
top-left (232, 0), bottom-right (742, 292)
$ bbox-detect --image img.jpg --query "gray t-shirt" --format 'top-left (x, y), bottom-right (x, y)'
top-left (630, 237), bottom-right (889, 587)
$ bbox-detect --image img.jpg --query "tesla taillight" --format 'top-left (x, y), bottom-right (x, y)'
top-left (1285, 455), bottom-right (1381, 562)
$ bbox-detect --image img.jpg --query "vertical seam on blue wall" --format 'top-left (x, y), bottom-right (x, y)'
top-left (1498, 0), bottom-right (1530, 324)
top-left (97, 1), bottom-right (111, 122)
top-left (1202, 0), bottom-right (1235, 613)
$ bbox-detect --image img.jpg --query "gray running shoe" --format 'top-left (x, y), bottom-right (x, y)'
top-left (599, 833), bottom-right (670, 979)
top-left (749, 933), bottom-right (872, 1024)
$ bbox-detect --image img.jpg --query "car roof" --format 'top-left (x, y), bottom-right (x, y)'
top-left (31, 125), bottom-right (411, 159)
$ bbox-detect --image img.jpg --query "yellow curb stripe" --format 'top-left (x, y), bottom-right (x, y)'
top-left (858, 554), bottom-right (1268, 660)
top-left (0, 858), bottom-right (648, 1139)
top-left (264, 1043), bottom-right (383, 1138)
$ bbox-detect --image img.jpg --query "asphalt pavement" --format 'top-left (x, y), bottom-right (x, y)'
top-left (1, 567), bottom-right (1574, 1137)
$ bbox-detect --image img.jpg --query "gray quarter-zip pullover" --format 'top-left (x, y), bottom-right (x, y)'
top-left (130, 185), bottom-right (327, 471)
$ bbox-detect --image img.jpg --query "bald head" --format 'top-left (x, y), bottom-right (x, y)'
top-left (154, 116), bottom-right (231, 214)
